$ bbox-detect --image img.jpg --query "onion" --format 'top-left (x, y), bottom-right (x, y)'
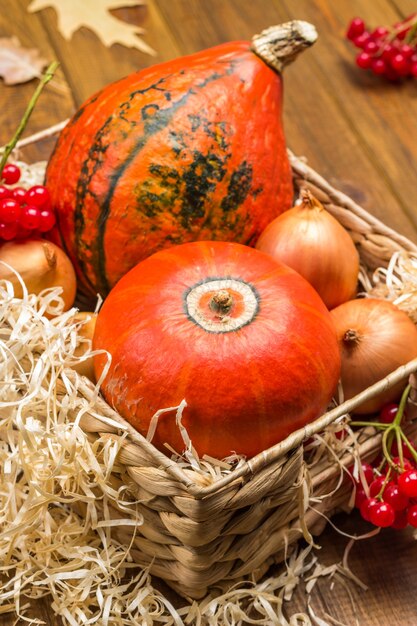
top-left (72, 311), bottom-right (97, 382)
top-left (256, 189), bottom-right (359, 309)
top-left (0, 238), bottom-right (77, 311)
top-left (331, 297), bottom-right (417, 414)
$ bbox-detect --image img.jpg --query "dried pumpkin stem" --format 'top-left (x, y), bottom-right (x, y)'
top-left (210, 289), bottom-right (233, 315)
top-left (251, 21), bottom-right (317, 73)
top-left (0, 61), bottom-right (59, 176)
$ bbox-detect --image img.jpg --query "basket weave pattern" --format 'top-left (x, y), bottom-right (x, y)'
top-left (73, 152), bottom-right (417, 599)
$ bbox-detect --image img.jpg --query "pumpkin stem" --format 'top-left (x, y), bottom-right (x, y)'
top-left (251, 21), bottom-right (317, 73)
top-left (210, 290), bottom-right (233, 316)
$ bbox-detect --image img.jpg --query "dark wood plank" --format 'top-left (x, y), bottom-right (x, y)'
top-left (290, 511), bottom-right (417, 624)
top-left (1, 1), bottom-right (417, 624)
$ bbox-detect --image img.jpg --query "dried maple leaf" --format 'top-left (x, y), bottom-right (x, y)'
top-left (0, 36), bottom-right (48, 85)
top-left (28, 0), bottom-right (156, 55)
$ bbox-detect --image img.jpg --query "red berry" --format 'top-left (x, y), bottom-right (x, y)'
top-left (354, 485), bottom-right (368, 509)
top-left (381, 43), bottom-right (398, 62)
top-left (1, 163), bottom-right (21, 185)
top-left (25, 185), bottom-right (51, 209)
top-left (391, 509), bottom-right (408, 530)
top-left (359, 496), bottom-right (379, 522)
top-left (392, 457), bottom-right (414, 472)
top-left (398, 470), bottom-right (417, 498)
top-left (353, 32), bottom-right (371, 48)
top-left (400, 44), bottom-right (414, 58)
top-left (395, 23), bottom-right (408, 40)
top-left (38, 209), bottom-right (56, 233)
top-left (371, 58), bottom-right (387, 75)
top-left (371, 26), bottom-right (389, 39)
top-left (379, 403), bottom-right (399, 424)
top-left (335, 428), bottom-right (347, 441)
top-left (369, 475), bottom-right (387, 497)
top-left (0, 222), bottom-right (18, 240)
top-left (363, 40), bottom-right (380, 54)
top-left (390, 53), bottom-right (410, 75)
top-left (0, 199), bottom-right (20, 224)
top-left (392, 439), bottom-right (417, 460)
top-left (0, 186), bottom-right (11, 201)
top-left (362, 462), bottom-right (374, 484)
top-left (410, 62), bottom-right (417, 78)
top-left (20, 205), bottom-right (41, 231)
top-left (347, 18), bottom-right (366, 41)
top-left (384, 482), bottom-right (409, 511)
top-left (407, 504), bottom-right (417, 528)
top-left (12, 187), bottom-right (27, 204)
top-left (369, 501), bottom-right (395, 527)
top-left (356, 51), bottom-right (372, 69)
top-left (348, 461), bottom-right (374, 485)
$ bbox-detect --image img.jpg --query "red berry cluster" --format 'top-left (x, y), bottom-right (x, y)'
top-left (350, 400), bottom-right (417, 529)
top-left (0, 163), bottom-right (56, 241)
top-left (346, 14), bottom-right (417, 80)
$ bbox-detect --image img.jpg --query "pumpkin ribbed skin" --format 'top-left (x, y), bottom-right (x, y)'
top-left (46, 41), bottom-right (293, 297)
top-left (93, 241), bottom-right (341, 459)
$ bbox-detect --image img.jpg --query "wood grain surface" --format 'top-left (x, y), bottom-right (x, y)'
top-left (1, 1), bottom-right (417, 624)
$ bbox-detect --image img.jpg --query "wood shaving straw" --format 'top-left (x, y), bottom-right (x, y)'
top-left (360, 251), bottom-right (417, 322)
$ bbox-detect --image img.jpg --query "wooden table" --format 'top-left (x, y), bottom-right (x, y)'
top-left (1, 1), bottom-right (417, 624)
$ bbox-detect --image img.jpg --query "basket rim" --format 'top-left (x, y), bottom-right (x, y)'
top-left (77, 357), bottom-right (417, 499)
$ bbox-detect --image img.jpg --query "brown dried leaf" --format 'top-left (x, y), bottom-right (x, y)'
top-left (28, 0), bottom-right (155, 56)
top-left (0, 36), bottom-right (48, 85)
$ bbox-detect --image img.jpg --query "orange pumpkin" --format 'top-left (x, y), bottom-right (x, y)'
top-left (93, 241), bottom-right (341, 459)
top-left (46, 22), bottom-right (317, 297)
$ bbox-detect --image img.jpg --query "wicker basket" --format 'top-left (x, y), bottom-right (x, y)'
top-left (60, 149), bottom-right (417, 601)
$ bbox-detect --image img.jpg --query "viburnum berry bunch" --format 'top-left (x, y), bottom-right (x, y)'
top-left (0, 62), bottom-right (58, 242)
top-left (0, 164), bottom-right (55, 241)
top-left (346, 14), bottom-right (417, 81)
top-left (349, 385), bottom-right (417, 529)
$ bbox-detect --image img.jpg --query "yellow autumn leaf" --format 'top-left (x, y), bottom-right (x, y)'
top-left (28, 0), bottom-right (156, 55)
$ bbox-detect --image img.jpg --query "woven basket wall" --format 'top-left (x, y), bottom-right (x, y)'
top-left (71, 151), bottom-right (417, 600)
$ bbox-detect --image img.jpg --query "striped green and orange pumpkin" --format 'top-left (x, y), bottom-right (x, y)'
top-left (46, 21), bottom-right (317, 297)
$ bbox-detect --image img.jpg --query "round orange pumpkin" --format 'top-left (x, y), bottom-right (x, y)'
top-left (93, 241), bottom-right (341, 459)
top-left (45, 22), bottom-right (317, 297)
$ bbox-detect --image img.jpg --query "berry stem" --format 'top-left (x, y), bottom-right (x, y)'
top-left (393, 384), bottom-right (410, 427)
top-left (400, 430), bottom-right (417, 465)
top-left (377, 467), bottom-right (392, 500)
top-left (405, 21), bottom-right (417, 45)
top-left (352, 385), bottom-right (412, 473)
top-left (0, 61), bottom-right (59, 176)
top-left (386, 14), bottom-right (417, 43)
top-left (349, 420), bottom-right (388, 429)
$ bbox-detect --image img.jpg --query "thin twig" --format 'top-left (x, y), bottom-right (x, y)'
top-left (0, 61), bottom-right (59, 175)
top-left (0, 119), bottom-right (69, 154)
